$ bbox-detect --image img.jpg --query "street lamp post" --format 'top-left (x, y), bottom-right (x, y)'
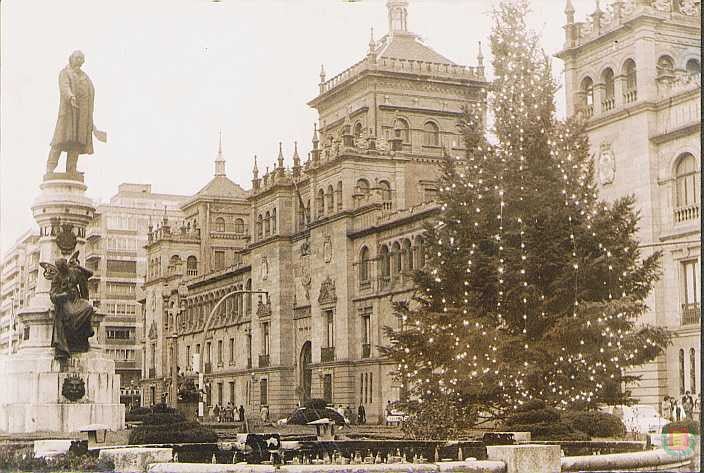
top-left (169, 284), bottom-right (189, 409)
top-left (195, 289), bottom-right (268, 421)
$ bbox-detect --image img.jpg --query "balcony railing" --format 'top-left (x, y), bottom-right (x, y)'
top-left (321, 346), bottom-right (335, 363)
top-left (624, 89), bottom-right (637, 104)
top-left (378, 276), bottom-right (391, 290)
top-left (362, 343), bottom-right (371, 359)
top-left (602, 98), bottom-right (615, 112)
top-left (681, 303), bottom-right (700, 326)
top-left (259, 354), bottom-right (270, 368)
top-left (584, 105), bottom-right (594, 118)
top-left (674, 204), bottom-right (700, 223)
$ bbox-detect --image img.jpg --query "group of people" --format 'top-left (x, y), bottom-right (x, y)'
top-left (212, 402), bottom-right (246, 423)
top-left (662, 391), bottom-right (699, 421)
top-left (333, 403), bottom-right (367, 424)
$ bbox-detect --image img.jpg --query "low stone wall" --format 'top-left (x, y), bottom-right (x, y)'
top-left (561, 447), bottom-right (697, 472)
top-left (147, 460), bottom-right (506, 473)
top-left (99, 447), bottom-right (173, 473)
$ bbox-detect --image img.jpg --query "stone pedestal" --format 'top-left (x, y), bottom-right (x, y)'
top-left (486, 444), bottom-right (560, 473)
top-left (0, 174), bottom-right (125, 433)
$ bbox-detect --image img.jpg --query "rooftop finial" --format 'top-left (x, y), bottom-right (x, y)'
top-left (477, 41), bottom-right (484, 67)
top-left (565, 0), bottom-right (575, 17)
top-left (594, 0), bottom-right (602, 13)
top-left (293, 141), bottom-right (301, 168)
top-left (319, 64), bottom-right (326, 83)
top-left (387, 0), bottom-right (409, 34)
top-left (252, 154), bottom-right (259, 178)
top-left (214, 130), bottom-right (226, 176)
top-left (312, 123), bottom-right (319, 145)
top-left (277, 142), bottom-right (284, 168)
top-left (369, 26), bottom-right (376, 51)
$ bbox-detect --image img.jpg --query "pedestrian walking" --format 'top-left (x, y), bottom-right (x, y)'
top-left (357, 403), bottom-right (366, 425)
top-left (214, 403), bottom-right (221, 423)
top-left (662, 395), bottom-right (672, 421)
top-left (238, 405), bottom-right (245, 422)
top-left (682, 391), bottom-right (694, 420)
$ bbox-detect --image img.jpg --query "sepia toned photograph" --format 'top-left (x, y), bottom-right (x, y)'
top-left (0, 0), bottom-right (700, 471)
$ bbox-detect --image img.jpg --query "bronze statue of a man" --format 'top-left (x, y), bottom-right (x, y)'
top-left (47, 50), bottom-right (106, 176)
top-left (41, 251), bottom-right (95, 360)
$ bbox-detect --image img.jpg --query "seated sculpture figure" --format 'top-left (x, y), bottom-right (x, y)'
top-left (41, 250), bottom-right (95, 360)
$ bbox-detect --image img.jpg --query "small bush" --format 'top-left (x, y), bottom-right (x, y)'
top-left (562, 410), bottom-right (625, 438)
top-left (663, 419), bottom-right (700, 435)
top-left (128, 421), bottom-right (217, 445)
top-left (128, 406), bottom-right (151, 416)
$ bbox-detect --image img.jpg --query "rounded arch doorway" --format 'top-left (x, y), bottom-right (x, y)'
top-left (299, 341), bottom-right (312, 403)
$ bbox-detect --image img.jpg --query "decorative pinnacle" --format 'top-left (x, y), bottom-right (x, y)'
top-left (565, 0), bottom-right (575, 14)
top-left (369, 26), bottom-right (376, 51)
top-left (214, 130), bottom-right (226, 176)
top-left (277, 142), bottom-right (284, 168)
top-left (293, 141), bottom-right (300, 164)
top-left (594, 0), bottom-right (602, 14)
top-left (253, 154), bottom-right (259, 177)
top-left (477, 41), bottom-right (484, 67)
top-left (319, 64), bottom-right (326, 83)
top-left (312, 123), bottom-right (319, 143)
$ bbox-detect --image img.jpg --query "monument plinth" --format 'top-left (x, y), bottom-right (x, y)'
top-left (0, 51), bottom-right (122, 434)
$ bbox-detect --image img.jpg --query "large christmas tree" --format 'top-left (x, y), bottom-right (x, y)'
top-left (382, 0), bottom-right (669, 439)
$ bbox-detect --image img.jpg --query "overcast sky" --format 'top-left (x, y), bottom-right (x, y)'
top-left (1, 0), bottom-right (595, 253)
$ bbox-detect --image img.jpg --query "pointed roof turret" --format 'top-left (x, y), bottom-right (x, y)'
top-left (369, 26), bottom-right (376, 52)
top-left (252, 154), bottom-right (259, 179)
top-left (477, 41), bottom-right (484, 68)
top-left (293, 141), bottom-right (301, 166)
top-left (319, 64), bottom-right (326, 83)
top-left (214, 131), bottom-right (226, 177)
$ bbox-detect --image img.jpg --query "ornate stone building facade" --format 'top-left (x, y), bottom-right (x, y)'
top-left (140, 0), bottom-right (487, 422)
top-left (556, 0), bottom-right (701, 405)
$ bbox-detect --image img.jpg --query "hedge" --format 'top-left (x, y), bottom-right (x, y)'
top-left (128, 421), bottom-right (217, 445)
top-left (562, 410), bottom-right (625, 438)
top-left (507, 421), bottom-right (590, 441)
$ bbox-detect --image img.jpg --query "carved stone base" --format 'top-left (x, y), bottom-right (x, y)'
top-left (0, 348), bottom-right (124, 433)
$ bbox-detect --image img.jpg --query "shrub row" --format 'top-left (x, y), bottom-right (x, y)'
top-left (128, 421), bottom-right (217, 445)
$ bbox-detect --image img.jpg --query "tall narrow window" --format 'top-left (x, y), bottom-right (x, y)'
top-left (423, 121), bottom-right (440, 146)
top-left (262, 322), bottom-right (270, 355)
top-left (679, 349), bottom-right (685, 395)
top-left (580, 76), bottom-right (594, 115)
top-left (264, 211), bottom-right (271, 236)
top-left (246, 279), bottom-right (252, 314)
top-left (217, 340), bottom-right (223, 364)
top-left (257, 214), bottom-right (263, 238)
top-left (186, 345), bottom-right (191, 370)
top-left (229, 338), bottom-right (234, 363)
top-left (215, 217), bottom-right (225, 232)
top-left (187, 256), bottom-right (198, 276)
top-left (271, 208), bottom-right (277, 234)
top-left (681, 259), bottom-right (700, 326)
top-left (206, 342), bottom-right (211, 365)
top-left (246, 333), bottom-right (252, 368)
top-left (359, 246), bottom-right (370, 283)
top-left (623, 59), bottom-right (637, 103)
top-left (325, 311), bottom-right (334, 348)
top-left (601, 68), bottom-right (615, 111)
top-left (403, 239), bottom-right (413, 270)
top-left (214, 250), bottom-right (225, 270)
top-left (317, 189), bottom-right (325, 217)
top-left (379, 180), bottom-right (392, 206)
top-left (690, 348), bottom-right (697, 394)
top-left (362, 314), bottom-right (371, 359)
top-left (260, 378), bottom-right (268, 406)
top-left (392, 241), bottom-right (402, 275)
top-left (323, 374), bottom-right (333, 404)
top-left (675, 154), bottom-right (699, 209)
top-left (327, 185), bottom-right (335, 213)
top-left (395, 118), bottom-right (410, 144)
top-left (235, 218), bottom-right (245, 234)
top-left (336, 181), bottom-right (343, 210)
top-left (380, 245), bottom-right (390, 279)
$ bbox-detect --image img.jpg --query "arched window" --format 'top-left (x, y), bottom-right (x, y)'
top-left (353, 122), bottom-right (363, 138)
top-left (379, 245), bottom-right (390, 279)
top-left (245, 279), bottom-right (252, 314)
top-left (423, 122), bottom-right (440, 146)
top-left (690, 348), bottom-right (697, 394)
top-left (686, 59), bottom-right (701, 76)
top-left (580, 76), bottom-right (594, 115)
top-left (336, 181), bottom-right (343, 210)
top-left (357, 179), bottom-right (370, 196)
top-left (271, 208), bottom-right (277, 234)
top-left (215, 217), bottom-right (225, 233)
top-left (256, 214), bottom-right (263, 238)
top-left (235, 218), bottom-right (245, 234)
top-left (679, 348), bottom-right (685, 395)
top-left (359, 246), bottom-right (370, 283)
top-left (657, 55), bottom-right (674, 76)
top-left (297, 201), bottom-right (305, 229)
top-left (392, 241), bottom-right (402, 275)
top-left (187, 256), bottom-right (198, 276)
top-left (306, 200), bottom-right (311, 223)
top-left (169, 255), bottom-right (181, 273)
top-left (675, 153), bottom-right (699, 208)
top-left (601, 68), bottom-right (615, 111)
top-left (264, 211), bottom-right (271, 236)
top-left (403, 239), bottom-right (413, 271)
top-left (623, 59), bottom-right (637, 103)
top-left (395, 118), bottom-right (410, 144)
top-left (317, 189), bottom-right (325, 218)
top-left (327, 184), bottom-right (335, 213)
top-left (416, 236), bottom-right (426, 268)
top-left (379, 180), bottom-right (392, 209)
